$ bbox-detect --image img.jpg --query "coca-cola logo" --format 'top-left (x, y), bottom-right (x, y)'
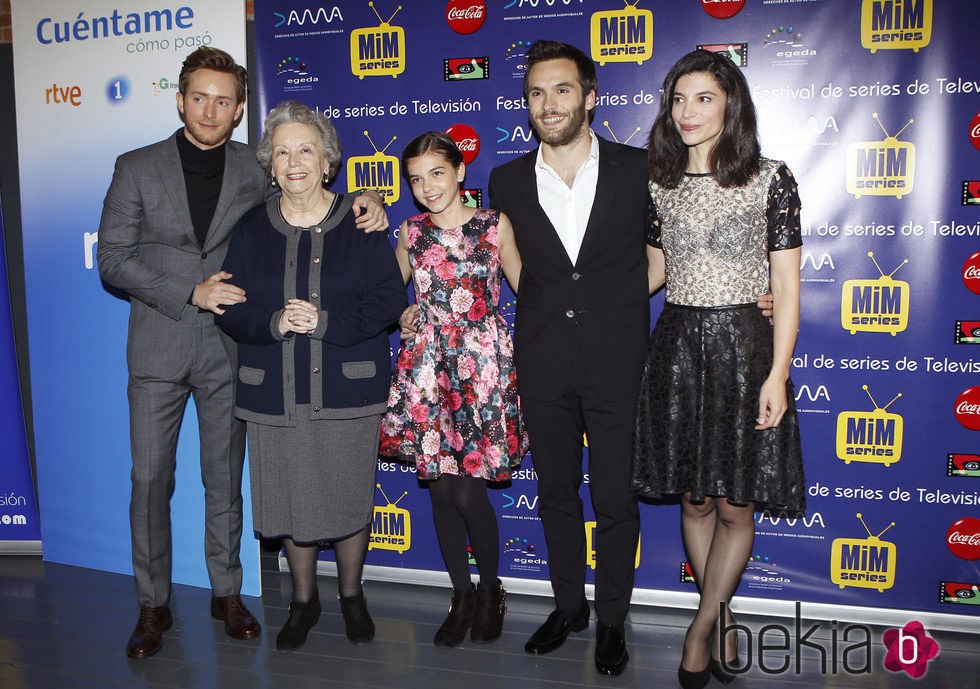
top-left (701, 0), bottom-right (746, 20)
top-left (962, 251), bottom-right (980, 294)
top-left (445, 124), bottom-right (480, 164)
top-left (954, 387), bottom-right (980, 430)
top-left (971, 113), bottom-right (980, 151)
top-left (946, 517), bottom-right (980, 560)
top-left (446, 0), bottom-right (486, 34)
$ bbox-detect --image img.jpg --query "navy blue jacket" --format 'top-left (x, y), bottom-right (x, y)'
top-left (216, 195), bottom-right (405, 425)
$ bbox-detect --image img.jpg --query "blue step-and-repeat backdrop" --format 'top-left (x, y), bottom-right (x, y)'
top-left (253, 0), bottom-right (979, 621)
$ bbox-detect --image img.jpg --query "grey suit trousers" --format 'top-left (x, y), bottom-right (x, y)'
top-left (128, 317), bottom-right (245, 607)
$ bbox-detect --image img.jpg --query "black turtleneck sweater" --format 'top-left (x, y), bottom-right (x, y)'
top-left (176, 129), bottom-right (226, 246)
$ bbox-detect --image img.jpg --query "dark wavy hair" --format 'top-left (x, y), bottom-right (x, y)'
top-left (401, 131), bottom-right (464, 174)
top-left (647, 50), bottom-right (760, 189)
top-left (178, 46), bottom-right (247, 104)
top-left (522, 40), bottom-right (597, 122)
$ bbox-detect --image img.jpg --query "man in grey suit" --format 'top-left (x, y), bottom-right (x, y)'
top-left (97, 47), bottom-right (386, 659)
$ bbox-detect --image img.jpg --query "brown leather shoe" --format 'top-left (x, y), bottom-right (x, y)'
top-left (125, 605), bottom-right (173, 659)
top-left (210, 594), bottom-right (261, 640)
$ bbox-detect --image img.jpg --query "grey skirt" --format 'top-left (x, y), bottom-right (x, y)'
top-left (247, 408), bottom-right (382, 543)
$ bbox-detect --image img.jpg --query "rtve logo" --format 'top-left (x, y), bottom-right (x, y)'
top-left (846, 114), bottom-right (915, 199)
top-left (350, 2), bottom-right (405, 79)
top-left (861, 0), bottom-right (932, 53)
top-left (590, 0), bottom-right (653, 66)
top-left (830, 513), bottom-right (897, 592)
top-left (836, 385), bottom-right (903, 466)
top-left (45, 83), bottom-right (82, 106)
top-left (346, 131), bottom-right (400, 203)
top-left (840, 252), bottom-right (909, 335)
top-left (368, 483), bottom-right (410, 553)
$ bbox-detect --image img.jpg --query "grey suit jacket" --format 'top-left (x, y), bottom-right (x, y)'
top-left (97, 130), bottom-right (268, 377)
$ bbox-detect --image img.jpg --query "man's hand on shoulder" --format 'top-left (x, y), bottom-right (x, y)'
top-left (193, 271), bottom-right (245, 315)
top-left (352, 190), bottom-right (389, 232)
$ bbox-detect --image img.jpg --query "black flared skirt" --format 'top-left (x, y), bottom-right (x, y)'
top-left (631, 302), bottom-right (806, 512)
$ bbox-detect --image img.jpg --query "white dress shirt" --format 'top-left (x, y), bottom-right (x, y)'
top-left (534, 130), bottom-right (600, 266)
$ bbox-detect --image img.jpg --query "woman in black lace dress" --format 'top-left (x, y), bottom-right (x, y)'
top-left (631, 50), bottom-right (805, 689)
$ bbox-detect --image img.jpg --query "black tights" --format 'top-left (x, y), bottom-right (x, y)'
top-left (281, 527), bottom-right (370, 603)
top-left (428, 474), bottom-right (499, 591)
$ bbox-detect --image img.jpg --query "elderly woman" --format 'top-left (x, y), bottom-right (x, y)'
top-left (216, 100), bottom-right (405, 651)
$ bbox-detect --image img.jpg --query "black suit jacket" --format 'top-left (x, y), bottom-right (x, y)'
top-left (488, 136), bottom-right (650, 402)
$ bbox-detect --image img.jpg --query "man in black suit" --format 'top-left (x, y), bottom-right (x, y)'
top-left (487, 40), bottom-right (652, 676)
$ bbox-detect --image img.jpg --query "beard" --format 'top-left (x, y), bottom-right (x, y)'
top-left (532, 104), bottom-right (588, 147)
top-left (183, 119), bottom-right (235, 149)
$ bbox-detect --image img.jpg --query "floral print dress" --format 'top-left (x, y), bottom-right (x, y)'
top-left (380, 208), bottom-right (528, 482)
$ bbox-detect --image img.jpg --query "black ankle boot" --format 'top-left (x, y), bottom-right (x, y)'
top-left (433, 585), bottom-right (475, 647)
top-left (470, 579), bottom-right (506, 644)
top-left (276, 596), bottom-right (322, 651)
top-left (339, 594), bottom-right (375, 644)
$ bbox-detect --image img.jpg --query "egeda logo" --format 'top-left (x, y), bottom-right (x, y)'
top-left (368, 483), bottom-right (411, 553)
top-left (589, 1), bottom-right (653, 66)
top-left (349, 2), bottom-right (405, 79)
top-left (836, 385), bottom-right (903, 466)
top-left (846, 114), bottom-right (915, 199)
top-left (840, 252), bottom-right (909, 335)
top-left (346, 131), bottom-right (400, 203)
top-left (861, 0), bottom-right (932, 53)
top-left (830, 513), bottom-right (896, 592)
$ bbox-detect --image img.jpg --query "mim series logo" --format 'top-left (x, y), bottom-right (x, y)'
top-left (861, 0), bottom-right (932, 53)
top-left (347, 131), bottom-right (400, 203)
top-left (841, 253), bottom-right (909, 336)
top-left (831, 513), bottom-right (896, 592)
top-left (587, 521), bottom-right (640, 570)
top-left (350, 2), bottom-right (405, 79)
top-left (836, 385), bottom-right (903, 466)
top-left (369, 484), bottom-right (410, 553)
top-left (846, 114), bottom-right (915, 199)
top-left (590, 1), bottom-right (653, 66)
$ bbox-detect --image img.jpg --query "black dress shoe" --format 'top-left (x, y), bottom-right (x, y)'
top-left (339, 594), bottom-right (375, 644)
top-left (276, 597), bottom-right (322, 651)
top-left (594, 623), bottom-right (629, 676)
top-left (210, 594), bottom-right (261, 640)
top-left (524, 604), bottom-right (590, 655)
top-left (677, 663), bottom-right (711, 689)
top-left (125, 605), bottom-right (173, 659)
top-left (710, 656), bottom-right (740, 684)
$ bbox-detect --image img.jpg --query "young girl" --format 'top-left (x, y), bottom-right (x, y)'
top-left (380, 131), bottom-right (528, 647)
top-left (630, 50), bottom-right (805, 689)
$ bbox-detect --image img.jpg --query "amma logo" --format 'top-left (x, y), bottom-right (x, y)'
top-left (346, 131), bottom-right (400, 203)
top-left (585, 521), bottom-right (640, 570)
top-left (841, 252), bottom-right (909, 335)
top-left (861, 0), bottom-right (932, 53)
top-left (349, 2), bottom-right (405, 79)
top-left (846, 114), bottom-right (914, 199)
top-left (836, 385), bottom-right (903, 466)
top-left (369, 483), bottom-right (410, 553)
top-left (831, 513), bottom-right (897, 592)
top-left (590, 0), bottom-right (653, 66)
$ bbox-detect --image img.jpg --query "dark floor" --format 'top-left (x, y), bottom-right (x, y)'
top-left (0, 548), bottom-right (976, 689)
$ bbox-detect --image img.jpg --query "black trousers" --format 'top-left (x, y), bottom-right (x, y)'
top-left (521, 346), bottom-right (640, 628)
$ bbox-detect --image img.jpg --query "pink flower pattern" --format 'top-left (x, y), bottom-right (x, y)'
top-left (380, 209), bottom-right (528, 481)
